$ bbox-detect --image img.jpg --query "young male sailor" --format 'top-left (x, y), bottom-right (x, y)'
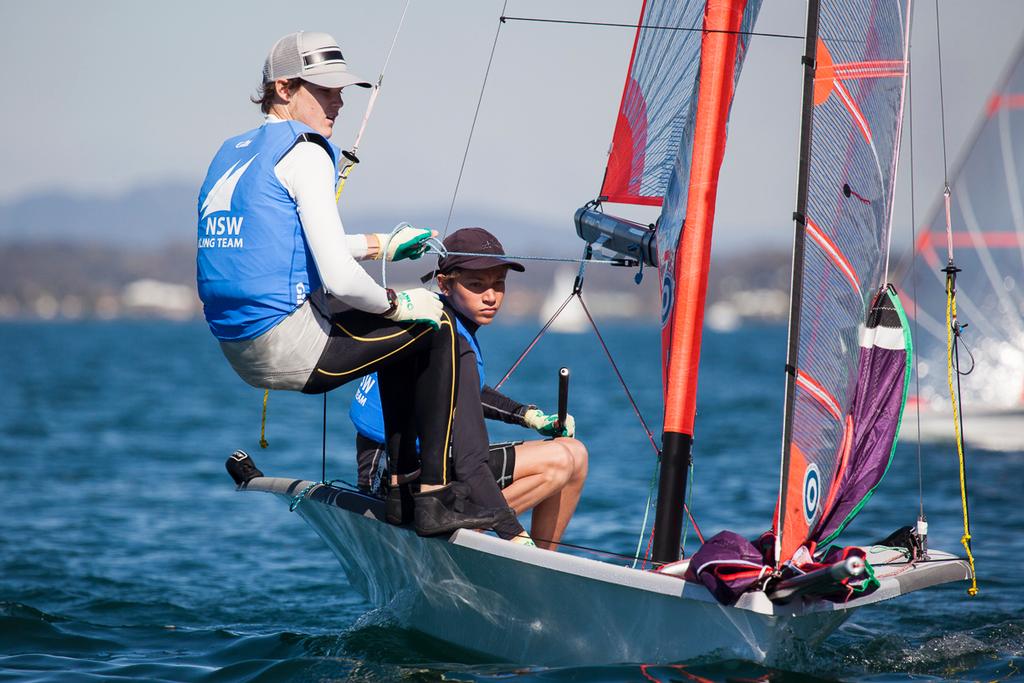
top-left (198, 31), bottom-right (509, 536)
top-left (350, 228), bottom-right (589, 548)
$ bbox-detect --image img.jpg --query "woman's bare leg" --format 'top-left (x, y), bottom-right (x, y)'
top-left (501, 438), bottom-right (588, 550)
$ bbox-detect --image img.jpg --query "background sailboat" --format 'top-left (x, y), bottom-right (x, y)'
top-left (231, 0), bottom-right (972, 665)
top-left (900, 37), bottom-right (1024, 451)
top-left (539, 267), bottom-right (588, 333)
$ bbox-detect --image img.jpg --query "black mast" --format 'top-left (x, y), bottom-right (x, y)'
top-left (778, 0), bottom-right (822, 562)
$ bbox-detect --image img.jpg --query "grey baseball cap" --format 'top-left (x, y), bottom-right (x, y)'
top-left (263, 31), bottom-right (372, 89)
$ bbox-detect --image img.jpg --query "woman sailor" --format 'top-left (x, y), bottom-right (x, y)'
top-left (197, 31), bottom-right (508, 536)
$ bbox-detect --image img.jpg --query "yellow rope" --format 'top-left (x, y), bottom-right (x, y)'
top-left (945, 276), bottom-right (978, 595)
top-left (259, 389), bottom-right (270, 449)
top-left (335, 171), bottom-right (349, 201)
top-left (335, 155), bottom-right (358, 202)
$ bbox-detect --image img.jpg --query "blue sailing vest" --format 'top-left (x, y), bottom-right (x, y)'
top-left (350, 315), bottom-right (484, 443)
top-left (196, 120), bottom-right (340, 341)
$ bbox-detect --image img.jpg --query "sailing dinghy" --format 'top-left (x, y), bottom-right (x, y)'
top-left (230, 0), bottom-right (973, 665)
top-left (899, 37), bottom-right (1024, 451)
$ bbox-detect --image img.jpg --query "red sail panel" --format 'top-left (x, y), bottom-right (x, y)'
top-left (599, 1), bottom-right (708, 206)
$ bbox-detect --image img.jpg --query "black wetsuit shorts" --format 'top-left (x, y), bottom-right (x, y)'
top-left (355, 435), bottom-right (521, 495)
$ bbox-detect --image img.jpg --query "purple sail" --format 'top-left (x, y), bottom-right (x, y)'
top-left (683, 287), bottom-right (908, 605)
top-left (811, 286), bottom-right (912, 548)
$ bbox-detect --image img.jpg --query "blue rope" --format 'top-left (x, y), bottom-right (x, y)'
top-left (289, 482), bottom-right (322, 512)
top-left (632, 466), bottom-right (659, 569)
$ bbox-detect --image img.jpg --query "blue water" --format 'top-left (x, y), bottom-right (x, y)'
top-left (1, 320), bottom-right (1020, 681)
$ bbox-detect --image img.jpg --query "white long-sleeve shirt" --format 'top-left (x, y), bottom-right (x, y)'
top-left (268, 116), bottom-right (390, 314)
top-left (218, 118), bottom-right (392, 391)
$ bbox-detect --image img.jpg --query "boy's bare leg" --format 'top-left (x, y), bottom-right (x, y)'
top-left (501, 438), bottom-right (588, 550)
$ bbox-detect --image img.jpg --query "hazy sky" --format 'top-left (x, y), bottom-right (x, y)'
top-left (3, 0), bottom-right (1023, 252)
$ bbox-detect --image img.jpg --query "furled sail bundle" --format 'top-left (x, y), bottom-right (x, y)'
top-left (904, 40), bottom-right (1024, 413)
top-left (776, 0), bottom-right (913, 564)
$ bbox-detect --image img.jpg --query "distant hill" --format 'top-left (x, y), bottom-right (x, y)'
top-left (0, 183), bottom-right (199, 248)
top-left (0, 182), bottom-right (580, 255)
top-left (0, 182), bottom-right (793, 322)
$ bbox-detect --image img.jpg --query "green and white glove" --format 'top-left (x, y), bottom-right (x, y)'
top-left (383, 288), bottom-right (442, 330)
top-left (376, 226), bottom-right (433, 261)
top-left (522, 408), bottom-right (576, 438)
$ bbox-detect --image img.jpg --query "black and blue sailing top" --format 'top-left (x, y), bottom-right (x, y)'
top-left (196, 121), bottom-right (340, 341)
top-left (350, 312), bottom-right (485, 443)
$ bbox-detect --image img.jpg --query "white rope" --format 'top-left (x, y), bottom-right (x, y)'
top-left (381, 230), bottom-right (633, 292)
top-left (442, 0), bottom-right (510, 238)
top-left (422, 239), bottom-right (637, 266)
top-left (380, 222), bottom-right (413, 289)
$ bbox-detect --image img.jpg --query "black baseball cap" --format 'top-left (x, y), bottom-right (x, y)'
top-left (437, 228), bottom-right (525, 274)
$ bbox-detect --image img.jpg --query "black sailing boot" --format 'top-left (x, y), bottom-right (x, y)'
top-left (225, 450), bottom-right (264, 487)
top-left (412, 482), bottom-right (517, 537)
top-left (386, 482), bottom-right (417, 525)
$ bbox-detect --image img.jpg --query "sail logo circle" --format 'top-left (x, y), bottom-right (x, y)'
top-left (661, 272), bottom-right (674, 325)
top-left (803, 463), bottom-right (820, 524)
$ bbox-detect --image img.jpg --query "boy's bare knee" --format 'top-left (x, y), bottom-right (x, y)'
top-left (555, 437), bottom-right (589, 481)
top-left (542, 445), bottom-right (573, 487)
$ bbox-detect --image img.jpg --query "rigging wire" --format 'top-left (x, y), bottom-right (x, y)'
top-left (422, 237), bottom-right (638, 267)
top-left (499, 15), bottom-right (803, 41)
top-left (489, 271), bottom-right (705, 562)
top-left (933, 0), bottom-right (950, 189)
top-left (578, 296), bottom-right (660, 456)
top-left (322, 393), bottom-right (328, 483)
top-left (907, 58), bottom-right (926, 525)
top-left (882, 0), bottom-right (916, 284)
top-left (492, 287), bottom-right (660, 456)
top-left (352, 0), bottom-right (411, 156)
top-left (442, 0), bottom-right (510, 239)
top-left (335, 0), bottom-right (412, 201)
top-left (578, 295), bottom-right (705, 549)
top-left (493, 292), bottom-right (574, 390)
top-left (632, 467), bottom-right (660, 569)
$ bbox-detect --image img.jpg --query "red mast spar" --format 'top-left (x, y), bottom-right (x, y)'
top-left (652, 0), bottom-right (751, 564)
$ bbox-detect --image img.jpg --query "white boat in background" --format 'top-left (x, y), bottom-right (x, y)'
top-left (900, 37), bottom-right (1024, 451)
top-left (539, 267), bottom-right (588, 333)
top-left (230, 0), bottom-right (975, 665)
top-left (907, 400), bottom-right (1024, 451)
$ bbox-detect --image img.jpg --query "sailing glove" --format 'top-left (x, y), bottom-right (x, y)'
top-left (383, 288), bottom-right (443, 330)
top-left (375, 226), bottom-right (434, 261)
top-left (522, 408), bottom-right (576, 438)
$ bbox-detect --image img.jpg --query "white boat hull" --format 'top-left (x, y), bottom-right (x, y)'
top-left (901, 405), bottom-right (1024, 451)
top-left (240, 477), bottom-right (971, 666)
